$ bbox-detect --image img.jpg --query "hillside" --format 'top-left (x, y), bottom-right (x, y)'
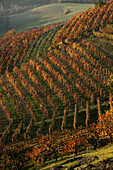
top-left (0, 3), bottom-right (94, 38)
top-left (0, 0), bottom-right (98, 8)
top-left (0, 0), bottom-right (113, 169)
top-left (0, 0), bottom-right (51, 7)
top-left (39, 144), bottom-right (113, 170)
top-left (8, 3), bottom-right (94, 26)
top-left (0, 0), bottom-right (113, 144)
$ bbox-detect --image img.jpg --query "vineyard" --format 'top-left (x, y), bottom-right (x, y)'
top-left (0, 0), bottom-right (113, 169)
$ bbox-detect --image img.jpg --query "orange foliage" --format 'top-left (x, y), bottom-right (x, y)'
top-left (4, 29), bottom-right (17, 37)
top-left (96, 110), bottom-right (113, 142)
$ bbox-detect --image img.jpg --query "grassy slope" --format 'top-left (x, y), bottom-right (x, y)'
top-left (0, 3), bottom-right (94, 37)
top-left (9, 3), bottom-right (94, 26)
top-left (36, 144), bottom-right (113, 170)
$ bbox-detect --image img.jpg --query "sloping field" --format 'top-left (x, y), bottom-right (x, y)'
top-left (0, 3), bottom-right (94, 38)
top-left (3, 3), bottom-right (94, 32)
top-left (40, 144), bottom-right (113, 170)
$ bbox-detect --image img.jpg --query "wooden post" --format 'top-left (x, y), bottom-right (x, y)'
top-left (86, 100), bottom-right (90, 127)
top-left (73, 103), bottom-right (78, 130)
top-left (0, 117), bottom-right (2, 135)
top-left (97, 97), bottom-right (101, 119)
top-left (61, 107), bottom-right (67, 131)
top-left (37, 113), bottom-right (45, 135)
top-left (49, 111), bottom-right (56, 133)
top-left (90, 94), bottom-right (94, 104)
top-left (109, 93), bottom-right (113, 112)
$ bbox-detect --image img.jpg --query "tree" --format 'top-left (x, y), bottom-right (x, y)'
top-left (0, 143), bottom-right (32, 169)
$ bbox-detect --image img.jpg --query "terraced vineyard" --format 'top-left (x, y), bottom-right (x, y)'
top-left (0, 0), bottom-right (113, 149)
top-left (0, 1), bottom-right (113, 169)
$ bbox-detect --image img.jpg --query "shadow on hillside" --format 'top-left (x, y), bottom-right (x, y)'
top-left (61, 156), bottom-right (83, 165)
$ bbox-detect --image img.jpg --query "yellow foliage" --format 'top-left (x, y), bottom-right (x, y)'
top-left (58, 41), bottom-right (63, 45)
top-left (65, 38), bottom-right (69, 44)
top-left (48, 46), bottom-right (55, 52)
